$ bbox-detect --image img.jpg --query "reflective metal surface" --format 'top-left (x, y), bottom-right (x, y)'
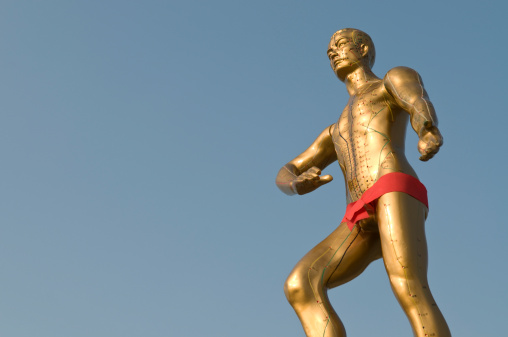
top-left (275, 28), bottom-right (450, 337)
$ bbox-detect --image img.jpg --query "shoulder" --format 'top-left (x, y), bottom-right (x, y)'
top-left (383, 66), bottom-right (425, 99)
top-left (383, 66), bottom-right (422, 89)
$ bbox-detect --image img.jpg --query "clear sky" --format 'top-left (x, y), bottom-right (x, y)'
top-left (0, 1), bottom-right (506, 336)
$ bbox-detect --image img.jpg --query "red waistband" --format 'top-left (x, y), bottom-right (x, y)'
top-left (342, 172), bottom-right (428, 230)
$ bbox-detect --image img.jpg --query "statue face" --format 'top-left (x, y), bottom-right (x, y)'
top-left (327, 31), bottom-right (367, 80)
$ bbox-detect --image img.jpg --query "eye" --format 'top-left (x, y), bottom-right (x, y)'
top-left (336, 40), bottom-right (347, 48)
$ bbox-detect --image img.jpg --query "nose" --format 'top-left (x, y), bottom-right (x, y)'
top-left (327, 46), bottom-right (336, 59)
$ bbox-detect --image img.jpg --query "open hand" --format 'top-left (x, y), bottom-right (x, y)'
top-left (418, 121), bottom-right (443, 161)
top-left (292, 167), bottom-right (333, 195)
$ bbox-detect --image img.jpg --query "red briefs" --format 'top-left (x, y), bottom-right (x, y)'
top-left (342, 172), bottom-right (428, 230)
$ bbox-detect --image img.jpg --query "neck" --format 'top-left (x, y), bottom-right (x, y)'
top-left (344, 66), bottom-right (379, 95)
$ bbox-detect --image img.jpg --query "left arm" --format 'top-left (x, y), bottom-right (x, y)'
top-left (276, 125), bottom-right (336, 195)
top-left (384, 66), bottom-right (443, 161)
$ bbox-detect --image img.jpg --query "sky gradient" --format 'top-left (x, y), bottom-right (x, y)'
top-left (0, 1), bottom-right (506, 336)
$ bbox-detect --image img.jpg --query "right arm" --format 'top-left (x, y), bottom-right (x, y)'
top-left (276, 125), bottom-right (337, 195)
top-left (383, 67), bottom-right (443, 161)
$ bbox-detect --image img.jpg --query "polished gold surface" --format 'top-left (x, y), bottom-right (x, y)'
top-left (276, 28), bottom-right (450, 337)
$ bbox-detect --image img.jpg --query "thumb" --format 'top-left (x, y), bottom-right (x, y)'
top-left (319, 175), bottom-right (333, 184)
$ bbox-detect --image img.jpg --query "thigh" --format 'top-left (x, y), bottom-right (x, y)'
top-left (292, 221), bottom-right (382, 290)
top-left (376, 189), bottom-right (451, 337)
top-left (376, 192), bottom-right (429, 282)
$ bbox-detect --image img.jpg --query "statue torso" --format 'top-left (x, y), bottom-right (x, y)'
top-left (330, 79), bottom-right (417, 203)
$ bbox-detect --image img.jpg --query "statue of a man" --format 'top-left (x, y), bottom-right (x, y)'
top-left (276, 28), bottom-right (451, 337)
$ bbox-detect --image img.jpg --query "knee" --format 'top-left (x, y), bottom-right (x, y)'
top-left (388, 275), bottom-right (409, 295)
top-left (284, 270), bottom-right (309, 307)
top-left (388, 274), bottom-right (426, 302)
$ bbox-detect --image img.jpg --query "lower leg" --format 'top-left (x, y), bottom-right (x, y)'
top-left (387, 274), bottom-right (450, 337)
top-left (285, 291), bottom-right (346, 337)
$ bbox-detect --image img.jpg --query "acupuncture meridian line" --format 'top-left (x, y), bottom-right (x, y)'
top-left (335, 114), bottom-right (359, 201)
top-left (347, 96), bottom-right (365, 197)
top-left (385, 73), bottom-right (430, 125)
top-left (384, 203), bottom-right (428, 335)
top-left (321, 227), bottom-right (360, 337)
top-left (378, 96), bottom-right (399, 175)
top-left (415, 69), bottom-right (435, 125)
top-left (361, 107), bottom-right (392, 181)
top-left (364, 99), bottom-right (395, 181)
top-left (325, 229), bottom-right (360, 285)
top-left (357, 96), bottom-right (382, 183)
top-left (306, 225), bottom-right (358, 337)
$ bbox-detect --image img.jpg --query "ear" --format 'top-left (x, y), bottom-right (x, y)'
top-left (360, 44), bottom-right (369, 58)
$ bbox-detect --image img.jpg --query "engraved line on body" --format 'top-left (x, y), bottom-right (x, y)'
top-left (346, 95), bottom-right (366, 196)
top-left (385, 70), bottom-right (434, 125)
top-left (416, 74), bottom-right (435, 125)
top-left (384, 202), bottom-right (428, 334)
top-left (334, 96), bottom-right (364, 198)
top-left (336, 88), bottom-right (397, 196)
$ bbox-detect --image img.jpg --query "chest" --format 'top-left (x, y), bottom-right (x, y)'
top-left (336, 85), bottom-right (390, 136)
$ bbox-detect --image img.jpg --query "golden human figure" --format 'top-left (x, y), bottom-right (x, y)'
top-left (276, 29), bottom-right (451, 337)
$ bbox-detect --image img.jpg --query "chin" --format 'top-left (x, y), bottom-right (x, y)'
top-left (334, 69), bottom-right (347, 81)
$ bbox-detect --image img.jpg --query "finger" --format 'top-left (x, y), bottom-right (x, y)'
top-left (419, 148), bottom-right (432, 160)
top-left (312, 174), bottom-right (321, 181)
top-left (318, 175), bottom-right (333, 185)
top-left (300, 171), bottom-right (320, 181)
top-left (419, 146), bottom-right (438, 161)
top-left (418, 149), bottom-right (430, 161)
top-left (419, 152), bottom-right (435, 161)
top-left (307, 167), bottom-right (322, 175)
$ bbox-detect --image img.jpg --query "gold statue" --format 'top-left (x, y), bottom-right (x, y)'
top-left (276, 28), bottom-right (451, 337)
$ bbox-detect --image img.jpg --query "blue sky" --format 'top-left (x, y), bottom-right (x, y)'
top-left (0, 1), bottom-right (506, 336)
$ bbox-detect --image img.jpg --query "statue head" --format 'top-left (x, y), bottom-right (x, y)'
top-left (327, 28), bottom-right (376, 80)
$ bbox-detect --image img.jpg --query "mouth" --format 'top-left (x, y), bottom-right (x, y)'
top-left (332, 58), bottom-right (343, 67)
